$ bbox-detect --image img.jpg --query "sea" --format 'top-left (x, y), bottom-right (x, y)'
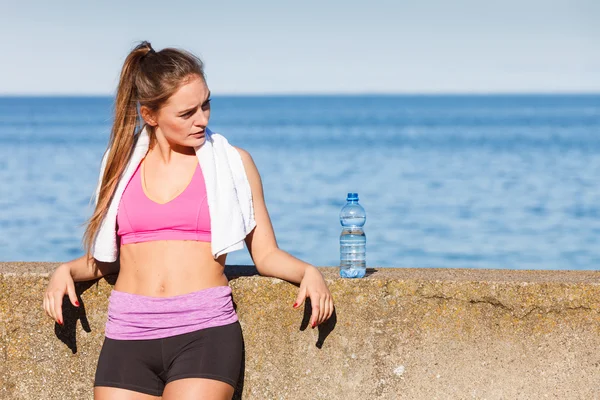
top-left (1, 94), bottom-right (599, 270)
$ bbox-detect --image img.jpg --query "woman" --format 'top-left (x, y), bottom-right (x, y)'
top-left (42, 41), bottom-right (334, 400)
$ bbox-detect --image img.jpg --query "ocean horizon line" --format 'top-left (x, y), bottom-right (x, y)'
top-left (1, 92), bottom-right (599, 99)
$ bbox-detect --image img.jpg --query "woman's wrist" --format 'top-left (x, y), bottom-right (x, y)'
top-left (58, 255), bottom-right (89, 281)
top-left (58, 262), bottom-right (72, 276)
top-left (302, 264), bottom-right (319, 279)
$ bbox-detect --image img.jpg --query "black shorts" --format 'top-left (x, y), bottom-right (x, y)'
top-left (94, 321), bottom-right (244, 396)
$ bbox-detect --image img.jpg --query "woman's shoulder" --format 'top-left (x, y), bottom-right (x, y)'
top-left (232, 145), bottom-right (260, 181)
top-left (207, 130), bottom-right (258, 177)
top-left (232, 145), bottom-right (252, 164)
top-left (209, 132), bottom-right (245, 155)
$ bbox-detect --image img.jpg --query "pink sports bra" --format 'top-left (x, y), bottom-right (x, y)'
top-left (116, 161), bottom-right (211, 245)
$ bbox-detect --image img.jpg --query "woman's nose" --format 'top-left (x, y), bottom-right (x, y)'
top-left (194, 112), bottom-right (209, 126)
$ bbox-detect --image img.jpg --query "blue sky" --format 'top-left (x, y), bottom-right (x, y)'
top-left (2, 0), bottom-right (599, 95)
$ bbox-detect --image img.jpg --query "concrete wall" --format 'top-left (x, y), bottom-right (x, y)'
top-left (1, 262), bottom-right (599, 399)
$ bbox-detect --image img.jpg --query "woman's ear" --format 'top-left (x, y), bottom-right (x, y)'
top-left (140, 106), bottom-right (158, 126)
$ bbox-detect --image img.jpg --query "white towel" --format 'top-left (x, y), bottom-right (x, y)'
top-left (91, 127), bottom-right (256, 262)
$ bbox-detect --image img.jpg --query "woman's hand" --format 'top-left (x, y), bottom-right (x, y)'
top-left (43, 264), bottom-right (79, 325)
top-left (293, 266), bottom-right (334, 328)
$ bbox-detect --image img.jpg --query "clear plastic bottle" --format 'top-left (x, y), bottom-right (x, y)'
top-left (340, 192), bottom-right (366, 278)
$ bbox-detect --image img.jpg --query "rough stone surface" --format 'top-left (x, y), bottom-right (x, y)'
top-left (1, 262), bottom-right (599, 399)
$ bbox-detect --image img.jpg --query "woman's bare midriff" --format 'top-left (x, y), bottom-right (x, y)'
top-left (115, 240), bottom-right (229, 297)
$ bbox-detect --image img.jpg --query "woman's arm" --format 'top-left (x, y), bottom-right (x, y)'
top-left (43, 255), bottom-right (119, 325)
top-left (64, 255), bottom-right (120, 282)
top-left (236, 147), bottom-right (334, 327)
top-left (235, 147), bottom-right (309, 281)
top-left (245, 226), bottom-right (318, 284)
top-left (44, 147), bottom-right (118, 325)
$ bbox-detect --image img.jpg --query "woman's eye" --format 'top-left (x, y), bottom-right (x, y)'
top-left (202, 99), bottom-right (212, 110)
top-left (182, 110), bottom-right (195, 118)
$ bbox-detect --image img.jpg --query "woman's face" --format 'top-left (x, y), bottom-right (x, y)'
top-left (146, 75), bottom-right (211, 148)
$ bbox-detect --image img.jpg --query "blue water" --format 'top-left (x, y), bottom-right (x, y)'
top-left (1, 95), bottom-right (599, 270)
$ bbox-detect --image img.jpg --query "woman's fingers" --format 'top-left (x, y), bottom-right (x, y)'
top-left (310, 293), bottom-right (335, 327)
top-left (46, 294), bottom-right (55, 322)
top-left (311, 298), bottom-right (320, 328)
top-left (322, 295), bottom-right (334, 323)
top-left (52, 293), bottom-right (64, 325)
top-left (318, 295), bottom-right (326, 325)
top-left (43, 295), bottom-right (50, 320)
top-left (67, 281), bottom-right (79, 308)
top-left (294, 285), bottom-right (334, 327)
top-left (43, 264), bottom-right (78, 326)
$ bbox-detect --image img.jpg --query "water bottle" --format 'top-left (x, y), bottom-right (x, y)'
top-left (340, 192), bottom-right (366, 278)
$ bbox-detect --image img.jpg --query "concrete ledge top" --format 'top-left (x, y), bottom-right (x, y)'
top-left (1, 261), bottom-right (599, 283)
top-left (2, 261), bottom-right (600, 399)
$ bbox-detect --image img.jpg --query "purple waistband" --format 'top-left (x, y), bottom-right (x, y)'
top-left (105, 285), bottom-right (238, 340)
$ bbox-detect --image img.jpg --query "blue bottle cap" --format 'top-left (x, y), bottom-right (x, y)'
top-left (347, 193), bottom-right (359, 201)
